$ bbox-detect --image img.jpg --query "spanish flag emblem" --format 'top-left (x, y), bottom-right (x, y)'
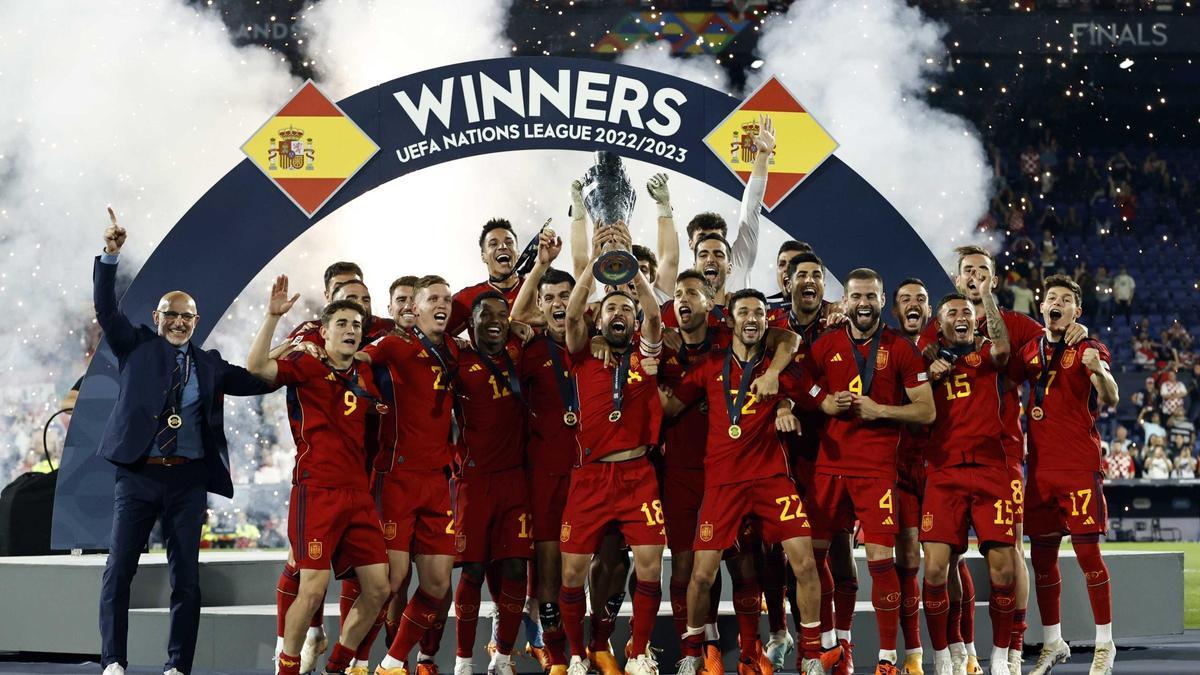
top-left (704, 76), bottom-right (837, 211)
top-left (241, 80), bottom-right (379, 217)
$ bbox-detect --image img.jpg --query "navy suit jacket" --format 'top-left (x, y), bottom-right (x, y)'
top-left (93, 256), bottom-right (275, 497)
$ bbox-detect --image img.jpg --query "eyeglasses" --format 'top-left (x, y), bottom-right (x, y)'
top-left (159, 311), bottom-right (198, 322)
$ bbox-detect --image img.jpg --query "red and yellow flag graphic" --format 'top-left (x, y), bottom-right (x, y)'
top-left (704, 76), bottom-right (837, 211)
top-left (242, 80), bottom-right (379, 217)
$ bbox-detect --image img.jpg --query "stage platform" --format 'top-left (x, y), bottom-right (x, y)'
top-left (0, 549), bottom-right (1183, 672)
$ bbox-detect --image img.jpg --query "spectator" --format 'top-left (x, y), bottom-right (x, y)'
top-left (1083, 155), bottom-right (1106, 200)
top-left (1020, 144), bottom-right (1042, 193)
top-left (234, 511), bottom-right (261, 548)
top-left (1166, 408), bottom-right (1195, 449)
top-left (1093, 264), bottom-right (1113, 324)
top-left (1174, 448), bottom-right (1198, 479)
top-left (1110, 425), bottom-right (1133, 455)
top-left (1160, 370), bottom-right (1189, 416)
top-left (1040, 229), bottom-right (1058, 274)
top-left (1107, 150), bottom-right (1133, 185)
top-left (1132, 375), bottom-right (1160, 410)
top-left (1059, 157), bottom-right (1083, 201)
top-left (1144, 445), bottom-right (1173, 479)
top-left (1011, 277), bottom-right (1037, 316)
top-left (1103, 441), bottom-right (1136, 480)
top-left (253, 453), bottom-right (284, 485)
top-left (1113, 265), bottom-right (1136, 322)
top-left (1185, 362), bottom-right (1200, 424)
top-left (1114, 181), bottom-right (1138, 225)
top-left (1075, 262), bottom-right (1096, 318)
top-left (1132, 338), bottom-right (1155, 368)
top-left (1138, 408), bottom-right (1167, 445)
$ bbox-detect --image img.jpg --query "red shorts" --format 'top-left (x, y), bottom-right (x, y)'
top-left (695, 475), bottom-right (811, 551)
top-left (810, 473), bottom-right (898, 546)
top-left (528, 470), bottom-right (571, 543)
top-left (1024, 470), bottom-right (1107, 538)
top-left (790, 454), bottom-right (817, 501)
top-left (919, 465), bottom-right (1019, 550)
top-left (451, 467), bottom-right (534, 563)
top-left (374, 469), bottom-right (455, 555)
top-left (559, 456), bottom-right (666, 555)
top-left (289, 485), bottom-right (387, 576)
top-left (1008, 463), bottom-right (1025, 526)
top-left (660, 466), bottom-right (704, 553)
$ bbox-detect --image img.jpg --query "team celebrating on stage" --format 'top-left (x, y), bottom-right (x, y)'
top-left (196, 117), bottom-right (1121, 675)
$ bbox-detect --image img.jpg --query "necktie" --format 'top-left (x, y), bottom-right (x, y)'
top-left (155, 352), bottom-right (185, 454)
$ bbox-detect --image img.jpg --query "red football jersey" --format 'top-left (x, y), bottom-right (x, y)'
top-left (808, 326), bottom-right (928, 479)
top-left (449, 278), bottom-right (525, 337)
top-left (658, 325), bottom-right (733, 471)
top-left (1016, 337), bottom-right (1111, 473)
top-left (455, 339), bottom-right (527, 474)
top-left (769, 306), bottom-right (837, 463)
top-left (926, 342), bottom-right (1006, 470)
top-left (660, 299), bottom-right (726, 329)
top-left (275, 353), bottom-right (380, 490)
top-left (570, 337), bottom-right (663, 464)
top-left (518, 333), bottom-right (579, 477)
top-left (921, 308), bottom-right (1042, 465)
top-left (362, 332), bottom-right (460, 472)
top-left (766, 301), bottom-right (837, 346)
top-left (672, 349), bottom-right (818, 489)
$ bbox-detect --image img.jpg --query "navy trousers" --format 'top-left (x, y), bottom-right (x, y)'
top-left (99, 461), bottom-right (207, 674)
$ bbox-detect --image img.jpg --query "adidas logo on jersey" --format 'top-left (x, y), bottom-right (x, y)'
top-left (1083, 516), bottom-right (1095, 525)
top-left (1006, 528), bottom-right (1014, 537)
top-left (831, 353), bottom-right (843, 362)
top-left (543, 359), bottom-right (553, 367)
top-left (469, 364), bottom-right (483, 372)
top-left (882, 516), bottom-right (894, 526)
top-left (418, 350), bottom-right (429, 358)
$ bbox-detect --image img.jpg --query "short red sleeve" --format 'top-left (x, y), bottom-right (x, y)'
top-left (274, 352), bottom-right (319, 386)
top-left (895, 339), bottom-right (928, 390)
top-left (672, 357), bottom-right (710, 406)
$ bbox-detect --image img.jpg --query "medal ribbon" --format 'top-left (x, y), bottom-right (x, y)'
top-left (1033, 337), bottom-right (1067, 411)
top-left (412, 325), bottom-right (459, 441)
top-left (848, 326), bottom-right (883, 396)
top-left (168, 350), bottom-right (192, 418)
top-left (475, 345), bottom-right (525, 407)
top-left (544, 335), bottom-right (579, 419)
top-left (611, 349), bottom-right (632, 417)
top-left (722, 346), bottom-right (764, 430)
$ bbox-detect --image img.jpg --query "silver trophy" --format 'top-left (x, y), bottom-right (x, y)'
top-left (580, 151), bottom-right (639, 286)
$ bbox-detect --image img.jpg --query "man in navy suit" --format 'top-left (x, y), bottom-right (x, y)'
top-left (95, 208), bottom-right (276, 675)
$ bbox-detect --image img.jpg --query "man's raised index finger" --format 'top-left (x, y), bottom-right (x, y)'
top-left (107, 206), bottom-right (118, 226)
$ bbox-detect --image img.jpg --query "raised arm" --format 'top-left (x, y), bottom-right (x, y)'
top-left (94, 207), bottom-right (138, 357)
top-left (978, 267), bottom-right (1010, 367)
top-left (647, 173), bottom-right (679, 297)
top-left (565, 232), bottom-right (601, 355)
top-left (1082, 345), bottom-right (1119, 407)
top-left (247, 275), bottom-right (299, 383)
top-left (511, 229), bottom-right (562, 326)
top-left (750, 327), bottom-right (801, 397)
top-left (569, 179), bottom-right (591, 282)
top-left (730, 115), bottom-right (774, 284)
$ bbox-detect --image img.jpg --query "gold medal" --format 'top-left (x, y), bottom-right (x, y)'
top-left (728, 424), bottom-right (742, 439)
top-left (608, 410), bottom-right (622, 423)
top-left (563, 411), bottom-right (578, 426)
top-left (167, 414), bottom-right (183, 429)
top-left (1030, 406), bottom-right (1044, 421)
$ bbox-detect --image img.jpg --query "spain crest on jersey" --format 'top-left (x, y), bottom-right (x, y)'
top-left (455, 533), bottom-right (467, 553)
top-left (382, 521), bottom-right (397, 541)
top-left (699, 521), bottom-right (714, 542)
top-left (1061, 348), bottom-right (1077, 369)
top-left (559, 523), bottom-right (571, 543)
top-left (964, 352), bottom-right (982, 367)
top-left (308, 539), bottom-right (323, 560)
top-left (876, 348), bottom-right (889, 370)
top-left (921, 514), bottom-right (933, 533)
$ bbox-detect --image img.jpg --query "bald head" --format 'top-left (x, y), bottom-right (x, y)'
top-left (154, 291), bottom-right (198, 346)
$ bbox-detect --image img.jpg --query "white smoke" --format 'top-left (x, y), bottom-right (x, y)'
top-left (0, 0), bottom-right (297, 478)
top-left (617, 0), bottom-right (993, 289)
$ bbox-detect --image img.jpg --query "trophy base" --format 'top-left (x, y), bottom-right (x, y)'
top-left (593, 250), bottom-right (639, 286)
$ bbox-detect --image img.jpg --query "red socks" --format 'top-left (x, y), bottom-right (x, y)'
top-left (922, 581), bottom-right (950, 652)
top-left (959, 557), bottom-right (976, 644)
top-left (631, 579), bottom-right (662, 656)
top-left (276, 563), bottom-right (300, 638)
top-left (1010, 609), bottom-right (1027, 655)
top-left (454, 574), bottom-right (484, 658)
top-left (988, 582), bottom-right (1016, 649)
top-left (326, 642), bottom-right (355, 673)
top-left (946, 594), bottom-right (964, 645)
top-left (277, 651), bottom-right (301, 675)
top-left (669, 578), bottom-right (690, 638)
top-left (732, 578), bottom-right (763, 651)
top-left (559, 585), bottom-right (587, 657)
top-left (358, 602), bottom-right (389, 660)
top-left (897, 566), bottom-right (921, 652)
top-left (1073, 535), bottom-right (1113, 626)
top-left (799, 623), bottom-right (823, 660)
top-left (867, 558), bottom-right (900, 651)
top-left (388, 588), bottom-right (443, 662)
top-left (496, 576), bottom-right (527, 655)
top-left (540, 601), bottom-right (567, 666)
top-left (814, 547), bottom-right (835, 634)
top-left (833, 575), bottom-right (858, 633)
top-left (1031, 536), bottom-right (1063, 628)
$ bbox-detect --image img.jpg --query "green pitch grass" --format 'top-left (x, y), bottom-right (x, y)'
top-left (1092, 542), bottom-right (1200, 629)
